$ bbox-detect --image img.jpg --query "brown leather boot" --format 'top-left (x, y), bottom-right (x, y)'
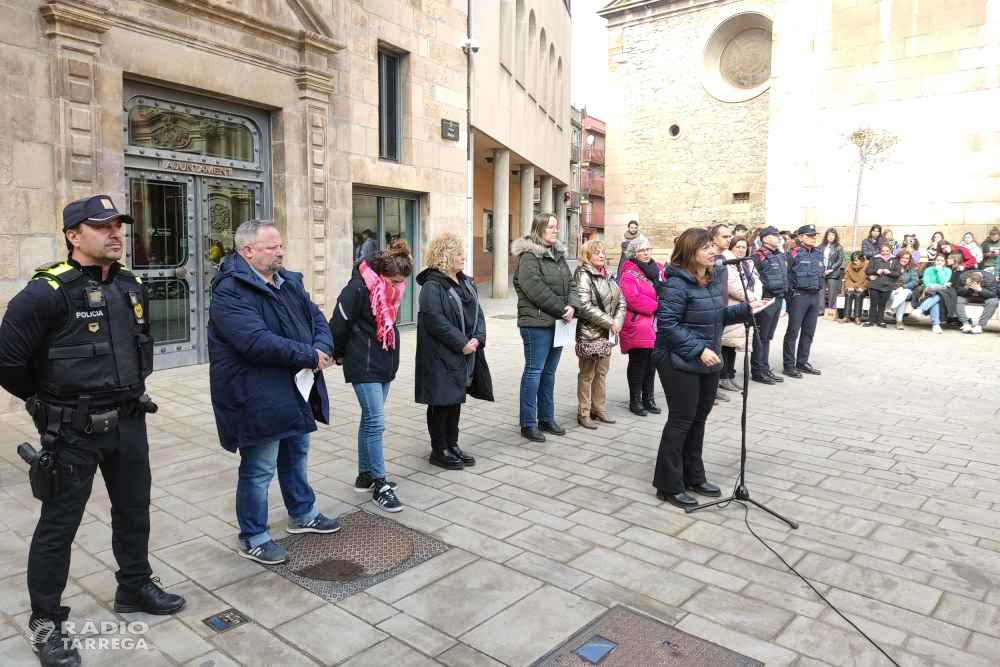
top-left (590, 411), bottom-right (616, 424)
top-left (577, 413), bottom-right (598, 430)
top-left (839, 317), bottom-right (850, 323)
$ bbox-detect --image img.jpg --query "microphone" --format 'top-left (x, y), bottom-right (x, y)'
top-left (714, 257), bottom-right (746, 267)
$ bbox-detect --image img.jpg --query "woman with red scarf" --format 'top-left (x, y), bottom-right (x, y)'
top-left (331, 239), bottom-right (413, 512)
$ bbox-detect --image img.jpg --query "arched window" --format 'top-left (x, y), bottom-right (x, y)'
top-left (538, 28), bottom-right (547, 110)
top-left (515, 0), bottom-right (526, 85)
top-left (548, 44), bottom-right (556, 117)
top-left (556, 57), bottom-right (564, 121)
top-left (500, 0), bottom-right (513, 73)
top-left (528, 11), bottom-right (537, 97)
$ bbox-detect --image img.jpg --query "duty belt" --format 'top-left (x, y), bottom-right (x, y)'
top-left (26, 394), bottom-right (158, 443)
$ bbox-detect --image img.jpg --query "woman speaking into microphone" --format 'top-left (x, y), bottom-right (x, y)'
top-left (652, 228), bottom-right (763, 509)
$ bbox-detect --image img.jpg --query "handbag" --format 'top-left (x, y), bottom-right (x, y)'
top-left (467, 347), bottom-right (494, 401)
top-left (575, 280), bottom-right (614, 360)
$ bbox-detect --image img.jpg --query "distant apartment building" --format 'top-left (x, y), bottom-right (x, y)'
top-left (580, 108), bottom-right (606, 244)
top-left (568, 105), bottom-right (583, 255)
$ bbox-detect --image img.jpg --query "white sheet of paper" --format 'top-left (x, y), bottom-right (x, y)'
top-left (294, 368), bottom-right (315, 402)
top-left (752, 299), bottom-right (775, 314)
top-left (553, 318), bottom-right (578, 347)
top-left (609, 331), bottom-right (617, 345)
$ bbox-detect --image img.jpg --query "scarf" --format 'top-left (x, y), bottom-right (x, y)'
top-left (740, 259), bottom-right (756, 292)
top-left (359, 260), bottom-right (405, 350)
top-left (621, 228), bottom-right (639, 244)
top-left (634, 257), bottom-right (661, 286)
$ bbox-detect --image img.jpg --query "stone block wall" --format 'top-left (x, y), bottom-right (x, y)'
top-left (603, 0), bottom-right (773, 260)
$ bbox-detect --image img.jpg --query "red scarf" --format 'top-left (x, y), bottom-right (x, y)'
top-left (359, 260), bottom-right (405, 350)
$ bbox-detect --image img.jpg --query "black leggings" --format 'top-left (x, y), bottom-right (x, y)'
top-left (868, 289), bottom-right (891, 324)
top-left (426, 404), bottom-right (461, 450)
top-left (626, 348), bottom-right (657, 399)
top-left (721, 346), bottom-right (737, 380)
top-left (653, 362), bottom-right (719, 494)
top-left (843, 291), bottom-right (865, 318)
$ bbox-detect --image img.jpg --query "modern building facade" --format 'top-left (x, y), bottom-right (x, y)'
top-left (0, 0), bottom-right (477, 411)
top-left (600, 0), bottom-right (1000, 258)
top-left (568, 104), bottom-right (583, 256)
top-left (580, 108), bottom-right (606, 245)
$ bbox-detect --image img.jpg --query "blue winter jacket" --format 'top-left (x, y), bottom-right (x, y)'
top-left (207, 254), bottom-right (333, 452)
top-left (653, 265), bottom-right (752, 374)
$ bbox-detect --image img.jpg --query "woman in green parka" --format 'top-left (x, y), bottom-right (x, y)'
top-left (511, 213), bottom-right (582, 442)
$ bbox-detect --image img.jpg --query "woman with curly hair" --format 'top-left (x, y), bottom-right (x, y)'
top-left (414, 233), bottom-right (486, 470)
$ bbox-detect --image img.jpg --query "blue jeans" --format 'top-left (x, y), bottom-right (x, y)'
top-left (893, 289), bottom-right (912, 321)
top-left (519, 326), bottom-right (563, 427)
top-left (236, 434), bottom-right (318, 549)
top-left (354, 382), bottom-right (390, 480)
top-left (919, 294), bottom-right (941, 325)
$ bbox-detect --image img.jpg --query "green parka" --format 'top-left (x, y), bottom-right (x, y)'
top-left (511, 236), bottom-right (582, 328)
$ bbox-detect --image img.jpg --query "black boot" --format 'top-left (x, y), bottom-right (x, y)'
top-left (641, 390), bottom-right (661, 415)
top-left (629, 387), bottom-right (647, 416)
top-left (31, 623), bottom-right (80, 667)
top-left (114, 577), bottom-right (185, 615)
top-left (429, 447), bottom-right (464, 470)
top-left (447, 443), bottom-right (475, 467)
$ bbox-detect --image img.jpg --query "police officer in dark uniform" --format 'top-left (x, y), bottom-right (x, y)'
top-left (781, 224), bottom-right (825, 378)
top-left (0, 196), bottom-right (185, 667)
top-left (749, 226), bottom-right (788, 385)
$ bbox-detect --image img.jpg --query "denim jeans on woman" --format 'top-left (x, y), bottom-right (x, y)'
top-left (892, 289), bottom-right (912, 321)
top-left (519, 326), bottom-right (563, 427)
top-left (354, 382), bottom-right (391, 480)
top-left (236, 434), bottom-right (319, 550)
top-left (918, 294), bottom-right (942, 325)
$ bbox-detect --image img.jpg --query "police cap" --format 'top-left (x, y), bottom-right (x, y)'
top-left (759, 226), bottom-right (781, 239)
top-left (63, 195), bottom-right (134, 231)
top-left (795, 224), bottom-right (818, 236)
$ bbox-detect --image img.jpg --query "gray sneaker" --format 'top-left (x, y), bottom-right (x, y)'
top-left (238, 540), bottom-right (290, 565)
top-left (287, 514), bottom-right (341, 534)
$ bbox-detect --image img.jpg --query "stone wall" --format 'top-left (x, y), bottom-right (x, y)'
top-left (603, 0), bottom-right (773, 260)
top-left (766, 0), bottom-right (1000, 251)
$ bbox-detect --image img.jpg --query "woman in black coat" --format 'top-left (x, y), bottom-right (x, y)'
top-left (652, 228), bottom-right (761, 510)
top-left (861, 224), bottom-right (886, 260)
top-left (864, 243), bottom-right (901, 328)
top-left (415, 232), bottom-right (486, 470)
top-left (820, 228), bottom-right (844, 310)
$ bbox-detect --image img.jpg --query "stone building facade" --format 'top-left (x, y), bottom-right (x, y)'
top-left (601, 0), bottom-right (1000, 260)
top-left (0, 0), bottom-right (472, 411)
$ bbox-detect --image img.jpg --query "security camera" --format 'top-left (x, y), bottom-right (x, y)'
top-left (461, 37), bottom-right (480, 53)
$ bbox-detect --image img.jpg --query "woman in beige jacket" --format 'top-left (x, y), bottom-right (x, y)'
top-left (573, 240), bottom-right (626, 429)
top-left (720, 236), bottom-right (762, 392)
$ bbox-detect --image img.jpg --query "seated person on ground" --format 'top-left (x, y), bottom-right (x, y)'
top-left (840, 251), bottom-right (868, 325)
top-left (954, 269), bottom-right (998, 334)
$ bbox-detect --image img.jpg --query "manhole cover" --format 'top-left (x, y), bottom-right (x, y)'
top-left (491, 314), bottom-right (518, 319)
top-left (533, 606), bottom-right (763, 667)
top-left (265, 509), bottom-right (449, 602)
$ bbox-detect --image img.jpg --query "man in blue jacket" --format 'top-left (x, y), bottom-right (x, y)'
top-left (208, 219), bottom-right (339, 565)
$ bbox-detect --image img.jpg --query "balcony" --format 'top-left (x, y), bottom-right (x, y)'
top-left (570, 143), bottom-right (581, 163)
top-left (566, 191), bottom-right (581, 209)
top-left (581, 211), bottom-right (604, 228)
top-left (583, 147), bottom-right (604, 165)
top-left (581, 172), bottom-right (604, 198)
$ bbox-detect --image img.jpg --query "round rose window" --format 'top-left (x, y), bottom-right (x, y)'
top-left (720, 28), bottom-right (772, 90)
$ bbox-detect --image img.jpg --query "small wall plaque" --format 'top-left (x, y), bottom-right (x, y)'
top-left (441, 119), bottom-right (460, 141)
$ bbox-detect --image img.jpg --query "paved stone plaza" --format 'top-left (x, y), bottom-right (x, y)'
top-left (1, 293), bottom-right (999, 667)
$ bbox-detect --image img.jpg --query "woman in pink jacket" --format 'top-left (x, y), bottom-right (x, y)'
top-left (618, 236), bottom-right (662, 416)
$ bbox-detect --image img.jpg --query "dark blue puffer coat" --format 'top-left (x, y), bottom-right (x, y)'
top-left (653, 264), bottom-right (752, 374)
top-left (208, 254), bottom-right (333, 452)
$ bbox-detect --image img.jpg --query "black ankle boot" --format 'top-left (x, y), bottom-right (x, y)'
top-left (114, 577), bottom-right (185, 615)
top-left (447, 443), bottom-right (475, 466)
top-left (641, 391), bottom-right (661, 414)
top-left (429, 448), bottom-right (464, 470)
top-left (629, 388), bottom-right (647, 416)
top-left (31, 623), bottom-right (80, 667)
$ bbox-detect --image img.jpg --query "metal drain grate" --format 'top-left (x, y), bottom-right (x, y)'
top-left (533, 606), bottom-right (763, 667)
top-left (202, 608), bottom-right (250, 634)
top-left (265, 509), bottom-right (449, 602)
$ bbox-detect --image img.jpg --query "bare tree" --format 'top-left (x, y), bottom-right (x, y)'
top-left (844, 126), bottom-right (900, 251)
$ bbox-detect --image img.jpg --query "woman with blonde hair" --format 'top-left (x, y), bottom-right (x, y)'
top-left (415, 232), bottom-right (486, 470)
top-left (573, 240), bottom-right (626, 429)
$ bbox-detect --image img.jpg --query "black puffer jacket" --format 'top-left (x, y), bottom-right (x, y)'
top-left (653, 265), bottom-right (752, 374)
top-left (862, 235), bottom-right (886, 259)
top-left (511, 236), bottom-right (582, 328)
top-left (329, 252), bottom-right (400, 384)
top-left (865, 256), bottom-right (901, 292)
top-left (955, 269), bottom-right (999, 303)
top-left (414, 269), bottom-right (486, 405)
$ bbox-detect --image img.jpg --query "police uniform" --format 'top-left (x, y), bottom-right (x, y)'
top-left (781, 224), bottom-right (826, 377)
top-left (0, 196), bottom-right (183, 667)
top-left (749, 226), bottom-right (789, 381)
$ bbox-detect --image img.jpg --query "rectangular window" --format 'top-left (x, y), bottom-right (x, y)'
top-left (378, 50), bottom-right (401, 162)
top-left (733, 192), bottom-right (750, 203)
top-left (483, 210), bottom-right (494, 254)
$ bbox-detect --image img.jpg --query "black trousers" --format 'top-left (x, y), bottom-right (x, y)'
top-left (626, 348), bottom-right (657, 400)
top-left (783, 290), bottom-right (820, 368)
top-left (653, 362), bottom-right (719, 494)
top-left (720, 346), bottom-right (738, 380)
top-left (426, 404), bottom-right (462, 450)
top-left (868, 289), bottom-right (891, 324)
top-left (750, 295), bottom-right (783, 375)
top-left (843, 291), bottom-right (865, 318)
top-left (28, 413), bottom-right (152, 624)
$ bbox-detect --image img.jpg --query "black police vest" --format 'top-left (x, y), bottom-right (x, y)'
top-left (754, 247), bottom-right (789, 296)
top-left (787, 246), bottom-right (826, 291)
top-left (32, 263), bottom-right (153, 398)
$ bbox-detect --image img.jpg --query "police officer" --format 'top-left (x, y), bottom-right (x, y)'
top-left (0, 196), bottom-right (185, 667)
top-left (749, 226), bottom-right (788, 385)
top-left (781, 224), bottom-right (825, 378)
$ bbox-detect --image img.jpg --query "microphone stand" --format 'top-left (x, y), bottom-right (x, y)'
top-left (685, 260), bottom-right (798, 530)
